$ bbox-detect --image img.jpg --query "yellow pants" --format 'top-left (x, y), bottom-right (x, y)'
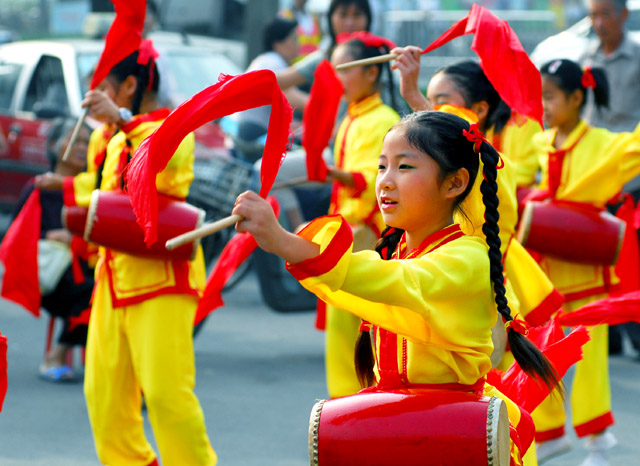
top-left (84, 276), bottom-right (217, 466)
top-left (325, 304), bottom-right (362, 398)
top-left (532, 296), bottom-right (613, 440)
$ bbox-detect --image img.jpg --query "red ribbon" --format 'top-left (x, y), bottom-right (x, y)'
top-left (504, 314), bottom-right (529, 336)
top-left (336, 31), bottom-right (396, 50)
top-left (581, 67), bottom-right (596, 89)
top-left (462, 123), bottom-right (486, 153)
top-left (137, 39), bottom-right (160, 90)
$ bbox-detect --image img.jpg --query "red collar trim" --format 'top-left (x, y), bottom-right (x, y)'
top-left (395, 224), bottom-right (464, 259)
top-left (120, 108), bottom-right (171, 133)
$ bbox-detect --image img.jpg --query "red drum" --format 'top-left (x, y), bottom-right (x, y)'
top-left (62, 190), bottom-right (205, 260)
top-left (308, 389), bottom-right (509, 466)
top-left (517, 200), bottom-right (625, 265)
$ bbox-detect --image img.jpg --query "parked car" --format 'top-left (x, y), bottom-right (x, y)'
top-left (530, 0), bottom-right (640, 67)
top-left (0, 33), bottom-right (243, 232)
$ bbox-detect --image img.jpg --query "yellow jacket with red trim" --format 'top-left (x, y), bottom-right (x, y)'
top-left (287, 215), bottom-right (495, 385)
top-left (532, 119), bottom-right (640, 302)
top-left (331, 93), bottom-right (399, 235)
top-left (65, 109), bottom-right (204, 307)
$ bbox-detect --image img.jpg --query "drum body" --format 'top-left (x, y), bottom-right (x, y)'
top-left (62, 190), bottom-right (204, 260)
top-left (517, 200), bottom-right (625, 265)
top-left (309, 389), bottom-right (509, 466)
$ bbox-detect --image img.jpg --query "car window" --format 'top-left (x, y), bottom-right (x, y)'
top-left (0, 62), bottom-right (21, 112)
top-left (23, 55), bottom-right (69, 117)
top-left (76, 51), bottom-right (100, 96)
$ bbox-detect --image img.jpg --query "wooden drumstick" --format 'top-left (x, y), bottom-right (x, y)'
top-left (335, 53), bottom-right (398, 71)
top-left (61, 107), bottom-right (89, 162)
top-left (165, 214), bottom-right (242, 250)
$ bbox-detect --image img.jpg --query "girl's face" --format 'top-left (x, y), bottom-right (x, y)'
top-left (541, 75), bottom-right (581, 129)
top-left (331, 44), bottom-right (377, 103)
top-left (331, 4), bottom-right (369, 36)
top-left (98, 76), bottom-right (134, 109)
top-left (275, 29), bottom-right (300, 64)
top-left (376, 128), bottom-right (456, 241)
top-left (426, 71), bottom-right (467, 109)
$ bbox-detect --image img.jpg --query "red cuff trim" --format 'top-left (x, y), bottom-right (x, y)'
top-left (535, 425), bottom-right (566, 442)
top-left (286, 216), bottom-right (353, 281)
top-left (524, 289), bottom-right (564, 326)
top-left (350, 172), bottom-right (367, 198)
top-left (62, 176), bottom-right (77, 207)
top-left (574, 411), bottom-right (615, 438)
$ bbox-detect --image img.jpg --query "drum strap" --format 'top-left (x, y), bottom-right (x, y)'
top-left (547, 126), bottom-right (590, 198)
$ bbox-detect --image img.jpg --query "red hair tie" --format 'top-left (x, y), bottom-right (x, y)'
top-left (336, 31), bottom-right (396, 50)
top-left (359, 320), bottom-right (372, 332)
top-left (462, 123), bottom-right (487, 153)
top-left (137, 39), bottom-right (160, 90)
top-left (504, 314), bottom-right (529, 336)
top-left (581, 67), bottom-right (596, 90)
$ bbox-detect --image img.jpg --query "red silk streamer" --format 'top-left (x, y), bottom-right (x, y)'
top-left (126, 70), bottom-right (293, 246)
top-left (194, 196), bottom-right (280, 326)
top-left (89, 0), bottom-right (146, 90)
top-left (335, 31), bottom-right (396, 50)
top-left (462, 122), bottom-right (486, 153)
top-left (487, 317), bottom-right (590, 413)
top-left (581, 67), bottom-right (596, 89)
top-left (556, 289), bottom-right (640, 327)
top-left (504, 315), bottom-right (529, 336)
top-left (421, 4), bottom-right (543, 126)
top-left (303, 59), bottom-right (344, 182)
top-left (0, 332), bottom-right (6, 412)
top-left (0, 188), bottom-right (41, 317)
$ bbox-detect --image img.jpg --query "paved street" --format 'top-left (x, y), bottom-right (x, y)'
top-left (0, 269), bottom-right (639, 465)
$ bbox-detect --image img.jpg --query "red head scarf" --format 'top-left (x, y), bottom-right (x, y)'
top-left (421, 4), bottom-right (543, 126)
top-left (126, 69), bottom-right (293, 246)
top-left (89, 0), bottom-right (146, 90)
top-left (336, 31), bottom-right (396, 50)
top-left (303, 59), bottom-right (344, 182)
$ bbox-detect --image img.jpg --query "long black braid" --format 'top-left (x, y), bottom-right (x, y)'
top-left (478, 140), bottom-right (560, 391)
top-left (354, 111), bottom-right (561, 391)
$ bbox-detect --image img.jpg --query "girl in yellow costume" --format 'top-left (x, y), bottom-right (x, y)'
top-left (232, 111), bottom-right (562, 465)
top-left (530, 59), bottom-right (640, 466)
top-left (64, 44), bottom-right (217, 465)
top-left (321, 32), bottom-right (400, 398)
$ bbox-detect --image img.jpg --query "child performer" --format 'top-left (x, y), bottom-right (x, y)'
top-left (530, 59), bottom-right (640, 466)
top-left (322, 32), bottom-right (400, 398)
top-left (232, 111), bottom-right (560, 464)
top-left (62, 43), bottom-right (217, 465)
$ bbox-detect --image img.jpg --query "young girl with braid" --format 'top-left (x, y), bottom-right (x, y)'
top-left (233, 111), bottom-right (560, 464)
top-left (320, 32), bottom-right (399, 399)
top-left (529, 59), bottom-right (640, 466)
top-left (41, 41), bottom-right (217, 465)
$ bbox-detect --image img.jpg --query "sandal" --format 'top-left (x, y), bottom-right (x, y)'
top-left (38, 365), bottom-right (77, 383)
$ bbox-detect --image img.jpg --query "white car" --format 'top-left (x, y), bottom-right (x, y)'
top-left (531, 0), bottom-right (640, 67)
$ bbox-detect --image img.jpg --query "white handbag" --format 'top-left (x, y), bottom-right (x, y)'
top-left (37, 239), bottom-right (72, 295)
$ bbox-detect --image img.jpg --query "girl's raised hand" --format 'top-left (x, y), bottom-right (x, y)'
top-left (233, 191), bottom-right (320, 264)
top-left (82, 90), bottom-right (120, 125)
top-left (390, 46), bottom-right (430, 112)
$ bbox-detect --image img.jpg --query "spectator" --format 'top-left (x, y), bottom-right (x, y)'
top-left (279, 0), bottom-right (323, 61)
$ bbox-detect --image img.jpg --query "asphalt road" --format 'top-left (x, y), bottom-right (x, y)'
top-left (0, 269), bottom-right (639, 465)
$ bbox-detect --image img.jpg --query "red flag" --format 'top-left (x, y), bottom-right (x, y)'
top-left (0, 332), bottom-right (6, 412)
top-left (487, 318), bottom-right (590, 413)
top-left (421, 4), bottom-right (543, 126)
top-left (303, 59), bottom-right (343, 182)
top-left (89, 0), bottom-right (146, 90)
top-left (557, 290), bottom-right (640, 327)
top-left (126, 70), bottom-right (292, 246)
top-left (194, 196), bottom-right (280, 326)
top-left (613, 193), bottom-right (640, 294)
top-left (0, 189), bottom-right (41, 317)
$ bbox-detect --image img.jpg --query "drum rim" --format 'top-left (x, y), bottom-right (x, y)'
top-left (611, 211), bottom-right (626, 266)
top-left (308, 399), bottom-right (325, 466)
top-left (516, 201), bottom-right (534, 246)
top-left (84, 189), bottom-right (101, 242)
top-left (487, 396), bottom-right (510, 466)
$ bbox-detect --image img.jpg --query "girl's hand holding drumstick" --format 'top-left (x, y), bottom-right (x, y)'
top-left (389, 46), bottom-right (431, 112)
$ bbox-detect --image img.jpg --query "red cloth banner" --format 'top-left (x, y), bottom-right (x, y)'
top-left (303, 59), bottom-right (343, 182)
top-left (89, 0), bottom-right (146, 90)
top-left (126, 70), bottom-right (293, 246)
top-left (421, 4), bottom-right (543, 126)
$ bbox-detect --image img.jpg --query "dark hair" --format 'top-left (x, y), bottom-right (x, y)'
top-left (263, 17), bottom-right (298, 52)
top-left (540, 58), bottom-right (609, 112)
top-left (437, 60), bottom-right (511, 134)
top-left (108, 49), bottom-right (160, 115)
top-left (327, 0), bottom-right (372, 44)
top-left (338, 37), bottom-right (397, 111)
top-left (355, 111), bottom-right (561, 392)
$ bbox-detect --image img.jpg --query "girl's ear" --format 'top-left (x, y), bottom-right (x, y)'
top-left (443, 167), bottom-right (470, 199)
top-left (364, 65), bottom-right (379, 86)
top-left (569, 88), bottom-right (584, 110)
top-left (121, 75), bottom-right (139, 99)
top-left (470, 100), bottom-right (489, 125)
